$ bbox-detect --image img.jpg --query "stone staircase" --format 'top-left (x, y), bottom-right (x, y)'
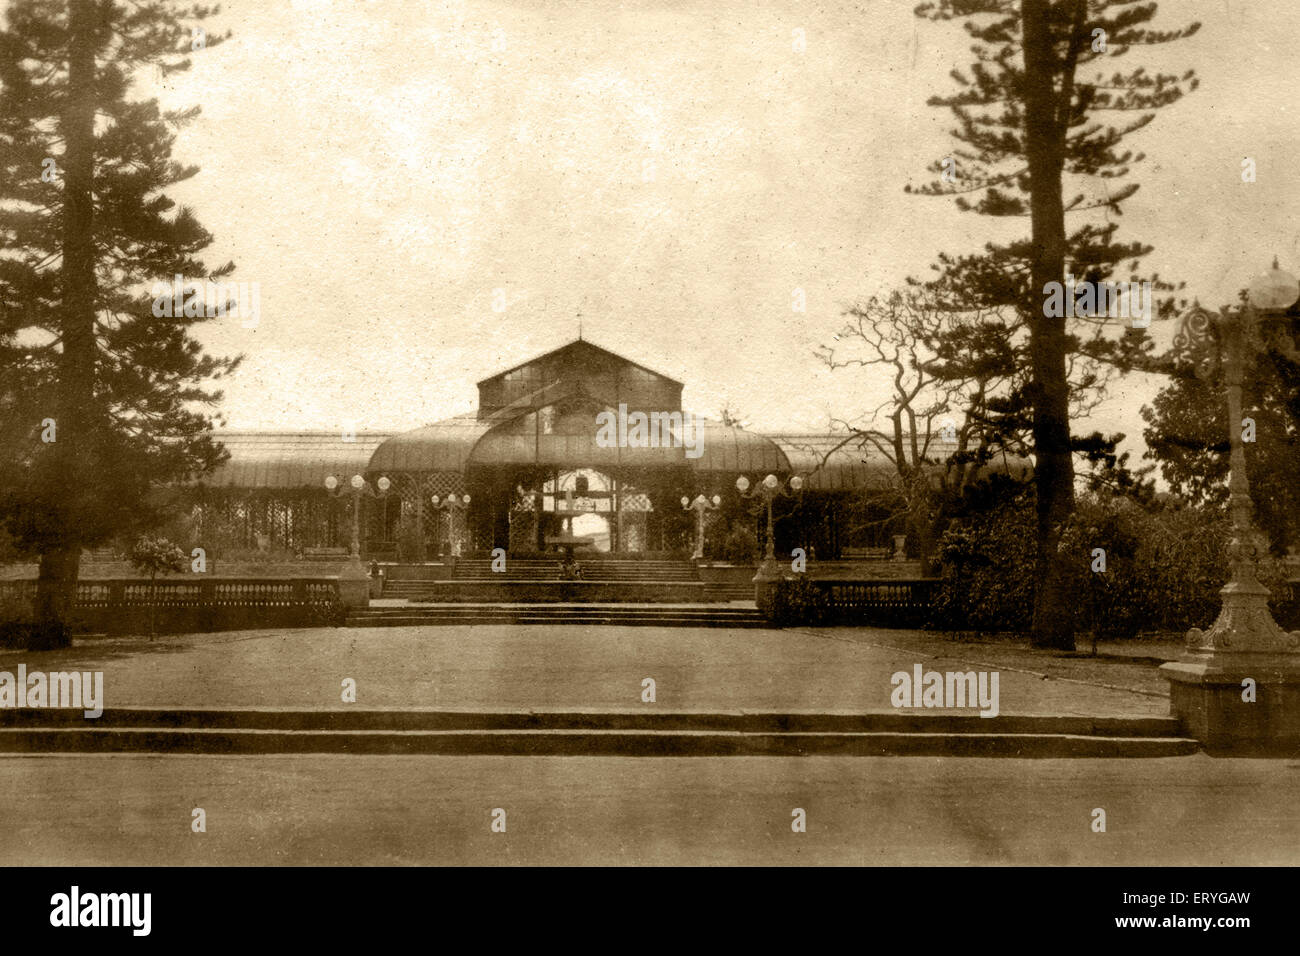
top-left (703, 581), bottom-right (756, 602)
top-left (450, 558), bottom-right (562, 581)
top-left (0, 708), bottom-right (1200, 758)
top-left (382, 557), bottom-right (708, 603)
top-left (347, 602), bottom-right (766, 628)
top-left (572, 559), bottom-right (700, 582)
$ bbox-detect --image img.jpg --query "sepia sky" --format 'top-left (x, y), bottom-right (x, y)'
top-left (138, 0), bottom-right (1300, 466)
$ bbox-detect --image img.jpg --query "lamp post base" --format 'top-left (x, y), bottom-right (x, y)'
top-left (1162, 657), bottom-right (1300, 755)
top-left (337, 558), bottom-right (371, 610)
top-left (1161, 586), bottom-right (1300, 754)
top-left (752, 557), bottom-right (783, 614)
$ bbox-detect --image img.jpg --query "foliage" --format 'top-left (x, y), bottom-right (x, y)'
top-left (1058, 495), bottom-right (1223, 638)
top-left (705, 522), bottom-right (759, 564)
top-left (307, 593), bottom-right (348, 628)
top-left (818, 288), bottom-right (1032, 573)
top-left (930, 486), bottom-right (1038, 634)
top-left (931, 485), bottom-right (1296, 638)
top-left (128, 534), bottom-right (187, 638)
top-left (769, 576), bottom-right (833, 627)
top-left (0, 592), bottom-right (38, 649)
top-left (127, 536), bottom-right (188, 579)
top-left (909, 0), bottom-right (1201, 648)
top-left (0, 0), bottom-right (239, 646)
top-left (0, 526), bottom-right (20, 566)
top-left (1141, 348), bottom-right (1300, 554)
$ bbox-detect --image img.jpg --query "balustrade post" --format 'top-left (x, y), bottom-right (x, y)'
top-left (200, 578), bottom-right (216, 631)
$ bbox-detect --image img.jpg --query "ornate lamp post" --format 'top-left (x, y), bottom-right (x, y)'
top-left (431, 493), bottom-right (472, 557)
top-left (325, 473), bottom-right (392, 560)
top-left (681, 494), bottom-right (722, 560)
top-left (736, 473), bottom-right (803, 609)
top-left (1161, 259), bottom-right (1300, 752)
top-left (324, 473), bottom-right (391, 607)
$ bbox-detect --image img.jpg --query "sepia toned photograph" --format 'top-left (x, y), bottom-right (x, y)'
top-left (0, 0), bottom-right (1296, 921)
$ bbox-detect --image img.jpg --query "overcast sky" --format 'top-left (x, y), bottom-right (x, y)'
top-left (136, 0), bottom-right (1300, 465)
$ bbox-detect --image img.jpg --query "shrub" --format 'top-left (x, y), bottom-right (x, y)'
top-left (128, 535), bottom-right (189, 637)
top-left (768, 576), bottom-right (832, 627)
top-left (0, 593), bottom-right (38, 649)
top-left (706, 523), bottom-right (759, 564)
top-left (929, 487), bottom-right (1289, 639)
top-left (930, 490), bottom-right (1036, 633)
top-left (307, 594), bottom-right (348, 627)
top-left (1060, 496), bottom-right (1231, 638)
top-left (128, 536), bottom-right (188, 578)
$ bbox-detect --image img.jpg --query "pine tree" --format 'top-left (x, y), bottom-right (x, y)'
top-left (0, 0), bottom-right (239, 648)
top-left (909, 0), bottom-right (1199, 648)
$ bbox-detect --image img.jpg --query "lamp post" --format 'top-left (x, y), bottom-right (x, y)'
top-left (736, 473), bottom-right (803, 610)
top-left (324, 473), bottom-right (391, 607)
top-left (431, 493), bottom-right (472, 557)
top-left (736, 474), bottom-right (804, 563)
top-left (681, 494), bottom-right (722, 560)
top-left (324, 473), bottom-right (392, 560)
top-left (1161, 259), bottom-right (1300, 752)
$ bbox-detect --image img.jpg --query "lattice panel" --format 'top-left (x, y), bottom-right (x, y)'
top-left (379, 472), bottom-right (468, 552)
top-left (201, 494), bottom-right (306, 552)
top-left (425, 472), bottom-right (465, 499)
top-left (621, 512), bottom-right (648, 551)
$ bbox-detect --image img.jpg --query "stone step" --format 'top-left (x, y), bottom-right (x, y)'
top-left (347, 613), bottom-right (767, 628)
top-left (351, 613), bottom-right (764, 621)
top-left (425, 579), bottom-right (703, 586)
top-left (442, 574), bottom-right (701, 582)
top-left (446, 560), bottom-right (702, 584)
top-left (0, 728), bottom-right (1199, 757)
top-left (0, 708), bottom-right (1198, 757)
top-left (350, 603), bottom-right (760, 612)
top-left (350, 612), bottom-right (763, 621)
top-left (422, 571), bottom-right (703, 578)
top-left (375, 582), bottom-right (712, 604)
top-left (0, 708), bottom-right (1187, 735)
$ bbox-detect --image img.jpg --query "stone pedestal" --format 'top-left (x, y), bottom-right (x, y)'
top-left (1161, 578), bottom-right (1300, 755)
top-left (753, 559), bottom-right (782, 615)
top-left (337, 560), bottom-right (371, 609)
top-left (1162, 657), bottom-right (1300, 755)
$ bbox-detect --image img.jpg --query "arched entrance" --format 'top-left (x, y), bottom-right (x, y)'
top-left (507, 468), bottom-right (641, 554)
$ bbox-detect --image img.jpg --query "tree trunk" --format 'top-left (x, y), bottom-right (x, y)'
top-left (33, 0), bottom-right (101, 649)
top-left (914, 511), bottom-right (939, 578)
top-left (907, 496), bottom-right (937, 577)
top-left (31, 548), bottom-right (79, 650)
top-left (1021, 0), bottom-right (1077, 650)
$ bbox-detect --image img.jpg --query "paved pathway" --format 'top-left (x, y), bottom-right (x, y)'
top-left (1, 752), bottom-right (1294, 865)
top-left (0, 624), bottom-right (1171, 716)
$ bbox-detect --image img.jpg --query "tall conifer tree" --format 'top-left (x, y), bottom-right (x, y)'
top-left (0, 0), bottom-right (239, 647)
top-left (910, 0), bottom-right (1199, 647)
